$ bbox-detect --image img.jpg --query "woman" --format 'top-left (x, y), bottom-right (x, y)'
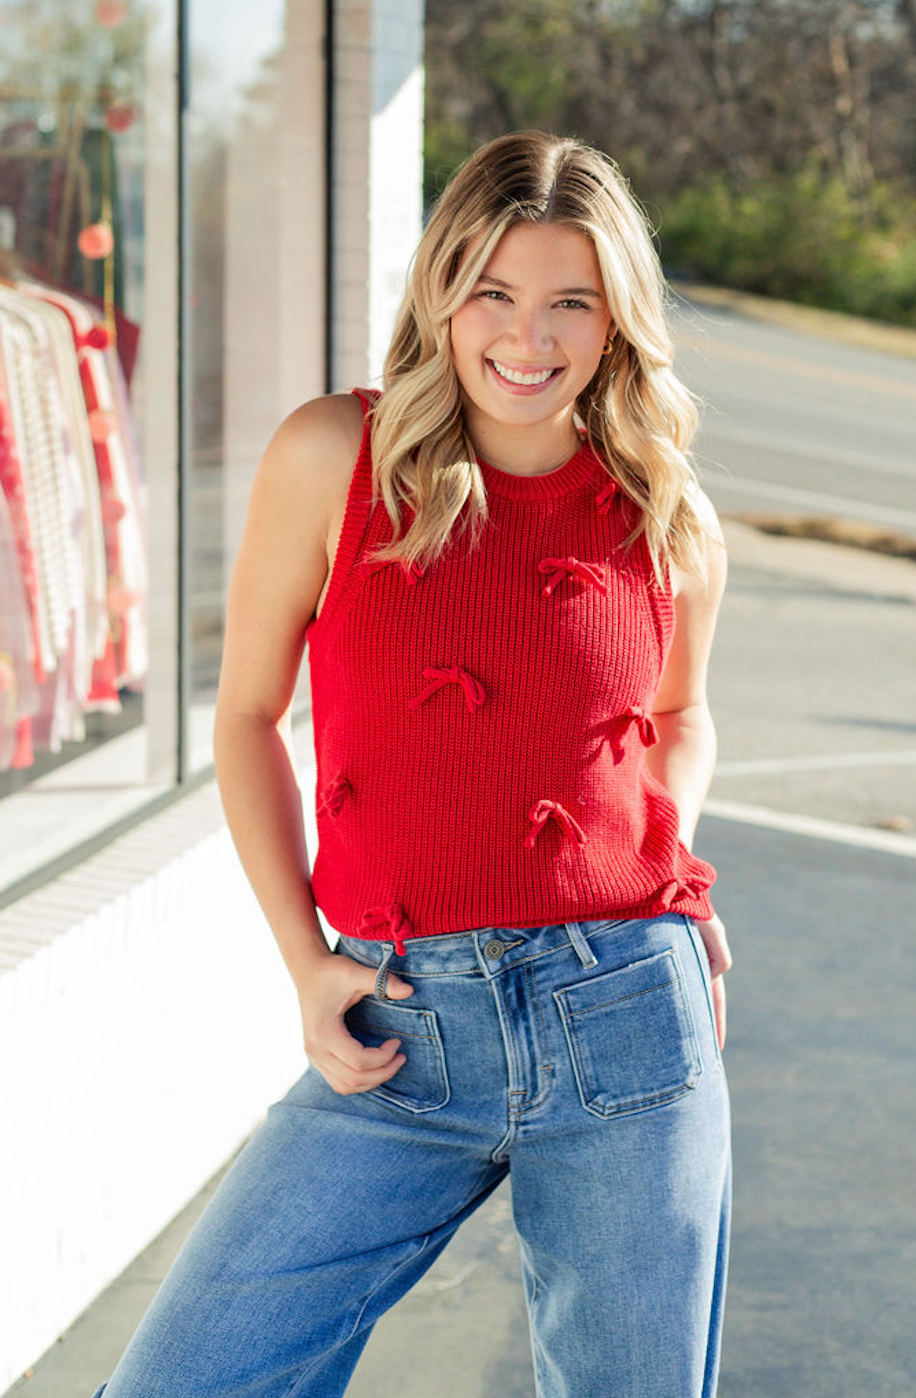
top-left (93, 130), bottom-right (731, 1398)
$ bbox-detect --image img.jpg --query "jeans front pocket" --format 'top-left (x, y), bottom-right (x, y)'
top-left (344, 998), bottom-right (451, 1114)
top-left (553, 948), bottom-right (702, 1118)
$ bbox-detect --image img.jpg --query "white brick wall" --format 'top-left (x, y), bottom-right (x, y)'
top-left (331, 0), bottom-right (425, 389)
top-left (0, 764), bottom-right (316, 1391)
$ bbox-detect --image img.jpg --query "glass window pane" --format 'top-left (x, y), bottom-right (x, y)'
top-left (186, 0), bottom-right (325, 770)
top-left (0, 0), bottom-right (178, 891)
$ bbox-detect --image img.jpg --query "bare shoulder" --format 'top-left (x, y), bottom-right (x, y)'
top-left (687, 480), bottom-right (725, 547)
top-left (263, 392), bottom-right (365, 512)
top-left (228, 392), bottom-right (367, 637)
top-left (671, 481), bottom-right (727, 603)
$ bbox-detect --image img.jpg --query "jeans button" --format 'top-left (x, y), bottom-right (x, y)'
top-left (483, 938), bottom-right (506, 960)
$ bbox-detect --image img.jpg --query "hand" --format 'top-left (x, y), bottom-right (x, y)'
top-left (297, 952), bottom-right (414, 1095)
top-left (693, 912), bottom-right (732, 1051)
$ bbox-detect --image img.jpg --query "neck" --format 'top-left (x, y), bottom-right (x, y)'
top-left (464, 407), bottom-right (580, 477)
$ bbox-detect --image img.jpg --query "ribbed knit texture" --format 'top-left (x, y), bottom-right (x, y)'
top-left (306, 390), bottom-right (716, 952)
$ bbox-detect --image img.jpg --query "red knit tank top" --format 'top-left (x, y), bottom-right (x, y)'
top-left (306, 390), bottom-right (715, 953)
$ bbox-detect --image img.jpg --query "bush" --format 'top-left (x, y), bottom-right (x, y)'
top-left (657, 170), bottom-right (916, 326)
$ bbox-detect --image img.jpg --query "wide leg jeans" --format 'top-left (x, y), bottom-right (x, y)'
top-left (92, 915), bottom-right (731, 1398)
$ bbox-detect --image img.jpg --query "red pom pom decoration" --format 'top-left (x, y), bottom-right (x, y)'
top-left (95, 0), bottom-right (128, 26)
top-left (84, 324), bottom-right (111, 350)
top-left (77, 223), bottom-right (114, 260)
top-left (108, 584), bottom-right (140, 615)
top-left (101, 495), bottom-right (127, 524)
top-left (104, 103), bottom-right (136, 133)
top-left (88, 409), bottom-right (117, 443)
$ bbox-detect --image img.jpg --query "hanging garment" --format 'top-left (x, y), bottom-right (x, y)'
top-left (0, 474), bottom-right (40, 769)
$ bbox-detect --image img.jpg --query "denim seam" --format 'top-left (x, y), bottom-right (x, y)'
top-left (683, 915), bottom-right (723, 1065)
top-left (488, 975), bottom-right (524, 1161)
top-left (514, 963), bottom-right (554, 1118)
top-left (564, 975), bottom-right (678, 1015)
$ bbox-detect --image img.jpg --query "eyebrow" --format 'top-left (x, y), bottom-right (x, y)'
top-left (477, 274), bottom-right (604, 299)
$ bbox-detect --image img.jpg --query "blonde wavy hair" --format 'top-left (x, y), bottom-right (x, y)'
top-left (371, 130), bottom-right (706, 581)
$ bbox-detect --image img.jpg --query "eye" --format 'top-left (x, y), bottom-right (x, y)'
top-left (476, 288), bottom-right (510, 301)
top-left (556, 297), bottom-right (590, 311)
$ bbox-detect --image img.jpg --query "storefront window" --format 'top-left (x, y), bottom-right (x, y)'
top-left (0, 0), bottom-right (181, 888)
top-left (0, 0), bottom-right (326, 893)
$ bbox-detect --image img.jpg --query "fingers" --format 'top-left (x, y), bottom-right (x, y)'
top-left (306, 1017), bottom-right (408, 1095)
top-left (693, 913), bottom-right (731, 1051)
top-left (711, 974), bottom-right (727, 1052)
top-left (377, 973), bottom-right (415, 1000)
top-left (298, 953), bottom-right (414, 1095)
top-left (321, 1038), bottom-right (408, 1095)
top-left (694, 912), bottom-right (732, 980)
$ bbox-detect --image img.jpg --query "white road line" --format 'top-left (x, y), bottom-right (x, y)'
top-left (703, 798), bottom-right (916, 859)
top-left (698, 472), bottom-right (916, 530)
top-left (699, 422), bottom-right (916, 482)
top-left (716, 751), bottom-right (916, 777)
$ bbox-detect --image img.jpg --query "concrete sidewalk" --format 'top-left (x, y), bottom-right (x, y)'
top-left (6, 522), bottom-right (915, 1397)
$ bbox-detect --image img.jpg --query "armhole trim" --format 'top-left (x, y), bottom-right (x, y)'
top-left (306, 389), bottom-right (378, 647)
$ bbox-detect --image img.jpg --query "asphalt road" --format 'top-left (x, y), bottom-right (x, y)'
top-left (709, 518), bottom-right (916, 834)
top-left (671, 295), bottom-right (916, 540)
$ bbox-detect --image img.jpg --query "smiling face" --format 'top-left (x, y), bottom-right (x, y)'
top-left (449, 222), bottom-right (613, 471)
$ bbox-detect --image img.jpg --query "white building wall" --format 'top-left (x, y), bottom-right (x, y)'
top-left (0, 769), bottom-right (313, 1391)
top-left (332, 0), bottom-right (425, 389)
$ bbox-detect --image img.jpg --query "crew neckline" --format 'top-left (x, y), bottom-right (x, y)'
top-left (477, 441), bottom-right (601, 501)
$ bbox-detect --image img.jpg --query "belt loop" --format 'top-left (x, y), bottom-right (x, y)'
top-left (374, 943), bottom-right (395, 1000)
top-left (566, 921), bottom-right (597, 969)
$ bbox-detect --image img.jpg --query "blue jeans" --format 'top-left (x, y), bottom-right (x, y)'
top-left (92, 916), bottom-right (730, 1398)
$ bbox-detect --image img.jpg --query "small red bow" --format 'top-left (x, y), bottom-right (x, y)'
top-left (621, 706), bottom-right (658, 747)
top-left (538, 557), bottom-right (607, 598)
top-left (360, 904), bottom-right (413, 956)
top-left (595, 480), bottom-right (618, 513)
top-left (524, 800), bottom-right (587, 850)
top-left (408, 665), bottom-right (486, 714)
top-left (317, 774), bottom-right (352, 818)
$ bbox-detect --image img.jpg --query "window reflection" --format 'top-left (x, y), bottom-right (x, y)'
top-left (187, 0), bottom-right (324, 768)
top-left (0, 0), bottom-right (151, 797)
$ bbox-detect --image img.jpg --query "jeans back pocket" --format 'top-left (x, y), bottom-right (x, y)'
top-left (345, 999), bottom-right (451, 1114)
top-left (553, 949), bottom-right (701, 1118)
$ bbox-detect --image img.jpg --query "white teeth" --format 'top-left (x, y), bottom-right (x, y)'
top-left (491, 359), bottom-right (555, 386)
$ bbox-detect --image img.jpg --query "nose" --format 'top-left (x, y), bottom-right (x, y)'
top-left (509, 305), bottom-right (553, 354)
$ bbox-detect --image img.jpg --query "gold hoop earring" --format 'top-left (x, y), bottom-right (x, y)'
top-left (601, 336), bottom-right (614, 355)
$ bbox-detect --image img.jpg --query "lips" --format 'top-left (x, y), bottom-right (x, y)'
top-left (487, 358), bottom-right (563, 390)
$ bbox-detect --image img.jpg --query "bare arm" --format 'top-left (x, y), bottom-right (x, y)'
top-left (213, 394), bottom-right (413, 1092)
top-left (646, 489), bottom-right (732, 1045)
top-left (645, 491), bottom-right (726, 851)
